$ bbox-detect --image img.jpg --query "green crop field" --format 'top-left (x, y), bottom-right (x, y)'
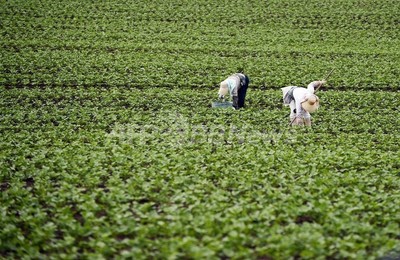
top-left (1, 0), bottom-right (399, 259)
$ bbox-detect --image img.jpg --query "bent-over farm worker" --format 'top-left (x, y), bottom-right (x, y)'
top-left (218, 72), bottom-right (250, 110)
top-left (281, 80), bottom-right (325, 126)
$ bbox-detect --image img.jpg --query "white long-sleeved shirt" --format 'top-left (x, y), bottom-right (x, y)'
top-left (282, 81), bottom-right (321, 118)
top-left (225, 74), bottom-right (242, 97)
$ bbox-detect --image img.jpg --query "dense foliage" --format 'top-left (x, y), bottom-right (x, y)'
top-left (1, 0), bottom-right (399, 259)
top-left (1, 0), bottom-right (400, 89)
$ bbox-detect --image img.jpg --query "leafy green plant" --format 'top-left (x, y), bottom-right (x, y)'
top-left (1, 0), bottom-right (400, 258)
top-left (1, 86), bottom-right (399, 259)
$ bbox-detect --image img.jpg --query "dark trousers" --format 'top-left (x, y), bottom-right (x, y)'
top-left (233, 73), bottom-right (250, 109)
top-left (238, 83), bottom-right (248, 108)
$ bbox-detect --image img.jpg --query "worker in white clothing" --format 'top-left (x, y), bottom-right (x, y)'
top-left (281, 80), bottom-right (325, 126)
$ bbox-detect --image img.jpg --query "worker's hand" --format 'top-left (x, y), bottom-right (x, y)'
top-left (320, 80), bottom-right (327, 85)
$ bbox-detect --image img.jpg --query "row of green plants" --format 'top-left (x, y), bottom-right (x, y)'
top-left (1, 87), bottom-right (399, 133)
top-left (2, 45), bottom-right (398, 89)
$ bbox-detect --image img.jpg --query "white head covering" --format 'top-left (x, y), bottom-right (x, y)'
top-left (218, 81), bottom-right (229, 96)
